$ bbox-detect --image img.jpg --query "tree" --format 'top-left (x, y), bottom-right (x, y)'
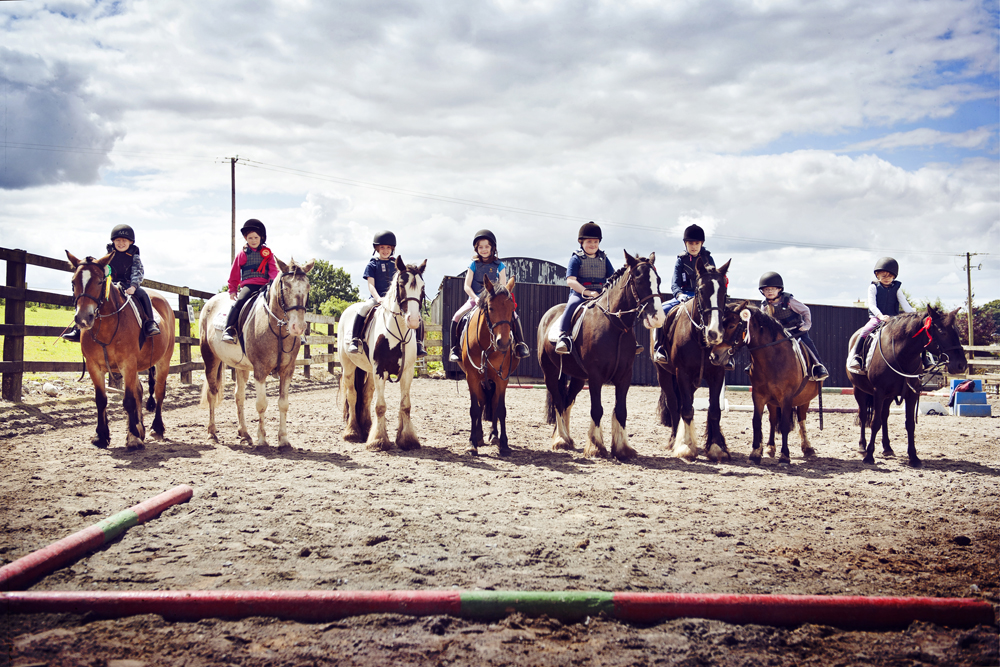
top-left (307, 260), bottom-right (360, 313)
top-left (980, 299), bottom-right (1000, 333)
top-left (955, 307), bottom-right (998, 346)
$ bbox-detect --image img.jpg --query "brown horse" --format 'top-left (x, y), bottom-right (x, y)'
top-left (458, 275), bottom-right (520, 456)
top-left (655, 258), bottom-right (731, 462)
top-left (66, 251), bottom-right (176, 451)
top-left (538, 252), bottom-right (665, 459)
top-left (199, 258), bottom-right (314, 448)
top-left (847, 306), bottom-right (966, 467)
top-left (711, 302), bottom-right (820, 465)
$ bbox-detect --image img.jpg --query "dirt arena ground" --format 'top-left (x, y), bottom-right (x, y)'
top-left (2, 372), bottom-right (998, 666)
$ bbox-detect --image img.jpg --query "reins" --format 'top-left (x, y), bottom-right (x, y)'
top-left (260, 269), bottom-right (309, 373)
top-left (369, 272), bottom-right (424, 383)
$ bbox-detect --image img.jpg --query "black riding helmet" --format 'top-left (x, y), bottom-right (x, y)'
top-left (874, 257), bottom-right (899, 277)
top-left (758, 271), bottom-right (783, 292)
top-left (372, 230), bottom-right (397, 250)
top-left (683, 224), bottom-right (705, 243)
top-left (472, 229), bottom-right (497, 250)
top-left (578, 221), bottom-right (602, 242)
top-left (240, 219), bottom-right (267, 244)
top-left (110, 224), bottom-right (135, 243)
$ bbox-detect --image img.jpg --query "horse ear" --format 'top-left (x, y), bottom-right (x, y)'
top-left (301, 259), bottom-right (315, 273)
top-left (648, 251), bottom-right (655, 265)
top-left (66, 250), bottom-right (81, 269)
top-left (717, 259), bottom-right (731, 275)
top-left (624, 250), bottom-right (637, 267)
top-left (484, 275), bottom-right (495, 294)
top-left (395, 255), bottom-right (406, 273)
top-left (738, 300), bottom-right (749, 311)
top-left (97, 252), bottom-right (113, 267)
top-left (506, 276), bottom-right (516, 293)
top-left (417, 259), bottom-right (427, 274)
top-left (947, 307), bottom-right (962, 326)
top-left (275, 257), bottom-right (289, 273)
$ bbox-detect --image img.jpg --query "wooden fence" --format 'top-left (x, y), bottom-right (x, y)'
top-left (0, 247), bottom-right (342, 403)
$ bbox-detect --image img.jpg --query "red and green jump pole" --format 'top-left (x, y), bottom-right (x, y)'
top-left (2, 589), bottom-right (992, 630)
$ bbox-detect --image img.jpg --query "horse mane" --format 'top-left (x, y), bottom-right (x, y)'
top-left (597, 255), bottom-right (652, 296)
top-left (880, 311), bottom-right (924, 338)
top-left (478, 283), bottom-right (511, 307)
top-left (749, 305), bottom-right (788, 340)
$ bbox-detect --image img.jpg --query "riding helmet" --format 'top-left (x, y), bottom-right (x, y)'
top-left (758, 271), bottom-right (784, 292)
top-left (683, 224), bottom-right (705, 243)
top-left (240, 219), bottom-right (267, 243)
top-left (110, 224), bottom-right (135, 243)
top-left (472, 229), bottom-right (497, 250)
top-left (372, 230), bottom-right (397, 249)
top-left (874, 256), bottom-right (899, 277)
top-left (578, 221), bottom-right (602, 242)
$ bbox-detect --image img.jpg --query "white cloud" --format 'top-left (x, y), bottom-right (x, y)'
top-left (841, 127), bottom-right (996, 152)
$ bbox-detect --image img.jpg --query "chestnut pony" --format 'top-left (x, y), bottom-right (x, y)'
top-left (66, 251), bottom-right (176, 451)
top-left (458, 275), bottom-right (520, 456)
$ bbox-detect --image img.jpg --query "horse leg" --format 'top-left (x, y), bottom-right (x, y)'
top-left (778, 400), bottom-right (793, 465)
top-left (253, 376), bottom-right (270, 448)
top-left (366, 374), bottom-right (393, 451)
top-left (749, 394), bottom-right (766, 464)
top-left (495, 381), bottom-right (511, 456)
top-left (766, 406), bottom-right (777, 459)
top-left (145, 368), bottom-right (156, 412)
top-left (122, 366), bottom-right (145, 451)
top-left (611, 381), bottom-right (636, 461)
top-left (544, 371), bottom-right (574, 451)
top-left (703, 369), bottom-right (729, 462)
top-left (466, 385), bottom-right (484, 455)
top-left (672, 377), bottom-right (698, 462)
top-left (798, 404), bottom-right (816, 458)
top-left (657, 371), bottom-right (681, 454)
top-left (235, 369), bottom-right (252, 444)
top-left (855, 390), bottom-right (871, 454)
top-left (149, 364), bottom-right (167, 440)
top-left (863, 395), bottom-right (885, 465)
top-left (276, 368), bottom-right (293, 449)
top-left (880, 398), bottom-right (894, 458)
top-left (88, 363), bottom-right (111, 448)
top-left (200, 342), bottom-right (223, 443)
top-left (395, 368), bottom-right (420, 451)
top-left (584, 380), bottom-right (608, 459)
top-left (904, 392), bottom-right (921, 468)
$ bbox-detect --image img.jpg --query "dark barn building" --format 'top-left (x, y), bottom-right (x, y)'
top-left (431, 257), bottom-right (869, 388)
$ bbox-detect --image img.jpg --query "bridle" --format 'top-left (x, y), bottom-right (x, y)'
top-left (594, 260), bottom-right (660, 328)
top-left (261, 268), bottom-right (310, 369)
top-left (374, 270), bottom-right (426, 382)
top-left (684, 272), bottom-right (726, 344)
top-left (71, 260), bottom-right (142, 372)
top-left (463, 290), bottom-right (517, 380)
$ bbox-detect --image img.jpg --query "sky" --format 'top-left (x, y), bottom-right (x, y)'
top-left (1, 0), bottom-right (998, 313)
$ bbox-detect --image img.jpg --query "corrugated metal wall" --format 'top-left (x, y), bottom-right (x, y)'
top-left (431, 279), bottom-right (870, 388)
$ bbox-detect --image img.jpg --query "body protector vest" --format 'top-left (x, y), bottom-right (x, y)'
top-left (471, 259), bottom-right (502, 295)
top-left (872, 280), bottom-right (902, 317)
top-left (574, 249), bottom-right (609, 287)
top-left (768, 293), bottom-right (803, 330)
top-left (240, 246), bottom-right (269, 283)
top-left (675, 248), bottom-right (714, 291)
top-left (371, 258), bottom-right (396, 298)
top-left (109, 246), bottom-right (140, 286)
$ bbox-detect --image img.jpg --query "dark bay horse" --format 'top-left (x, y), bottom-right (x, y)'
top-left (538, 252), bottom-right (665, 459)
top-left (66, 251), bottom-right (176, 451)
top-left (200, 257), bottom-right (314, 448)
top-left (339, 257), bottom-right (427, 452)
top-left (847, 306), bottom-right (966, 467)
top-left (655, 258), bottom-right (731, 462)
top-left (458, 275), bottom-right (520, 456)
top-left (711, 303), bottom-right (821, 465)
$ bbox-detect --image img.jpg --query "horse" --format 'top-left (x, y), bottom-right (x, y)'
top-left (710, 302), bottom-right (821, 465)
top-left (537, 251), bottom-right (665, 459)
top-left (66, 251), bottom-right (176, 451)
top-left (847, 306), bottom-right (966, 467)
top-left (199, 257), bottom-right (314, 448)
top-left (339, 257), bottom-right (427, 452)
top-left (654, 258), bottom-right (732, 462)
top-left (458, 275), bottom-right (520, 456)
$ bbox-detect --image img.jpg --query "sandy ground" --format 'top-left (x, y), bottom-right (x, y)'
top-left (1, 372), bottom-right (998, 666)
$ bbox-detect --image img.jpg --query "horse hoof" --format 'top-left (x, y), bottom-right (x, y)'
top-left (882, 449), bottom-right (895, 458)
top-left (92, 439), bottom-right (109, 449)
top-left (779, 456), bottom-right (791, 466)
top-left (802, 448), bottom-right (817, 459)
top-left (707, 444), bottom-right (725, 462)
top-left (614, 447), bottom-right (637, 461)
top-left (862, 455), bottom-right (875, 465)
top-left (907, 458), bottom-right (922, 468)
top-left (150, 431), bottom-right (164, 441)
top-left (366, 440), bottom-right (394, 452)
top-left (498, 445), bottom-right (512, 457)
top-left (255, 443), bottom-right (270, 452)
top-left (277, 443), bottom-right (293, 451)
top-left (465, 446), bottom-right (478, 456)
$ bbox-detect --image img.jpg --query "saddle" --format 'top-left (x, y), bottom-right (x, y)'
top-left (847, 327), bottom-right (881, 372)
top-left (545, 300), bottom-right (596, 345)
top-left (212, 286), bottom-right (268, 354)
top-left (118, 284), bottom-right (161, 347)
top-left (354, 300), bottom-right (386, 352)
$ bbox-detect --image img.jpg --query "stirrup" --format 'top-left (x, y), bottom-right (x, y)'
top-left (347, 338), bottom-right (361, 354)
top-left (62, 328), bottom-right (81, 342)
top-left (449, 347), bottom-right (461, 363)
top-left (144, 322), bottom-right (160, 336)
top-left (554, 335), bottom-right (571, 355)
top-left (416, 342), bottom-right (428, 358)
top-left (222, 329), bottom-right (237, 344)
top-left (514, 342), bottom-right (530, 359)
top-left (653, 347), bottom-right (668, 364)
top-left (811, 364), bottom-right (829, 381)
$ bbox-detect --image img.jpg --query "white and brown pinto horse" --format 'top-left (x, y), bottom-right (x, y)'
top-left (199, 258), bottom-right (314, 448)
top-left (66, 251), bottom-right (176, 451)
top-left (339, 257), bottom-right (427, 452)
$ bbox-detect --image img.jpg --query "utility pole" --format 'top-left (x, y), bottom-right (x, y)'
top-left (231, 156), bottom-right (237, 262)
top-left (963, 252), bottom-right (984, 347)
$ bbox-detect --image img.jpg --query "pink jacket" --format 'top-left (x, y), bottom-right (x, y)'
top-left (228, 247), bottom-right (279, 295)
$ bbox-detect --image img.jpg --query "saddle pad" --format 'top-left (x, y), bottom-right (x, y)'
top-left (546, 301), bottom-right (593, 344)
top-left (788, 336), bottom-right (808, 377)
top-left (125, 290), bottom-right (162, 327)
top-left (212, 302), bottom-right (232, 331)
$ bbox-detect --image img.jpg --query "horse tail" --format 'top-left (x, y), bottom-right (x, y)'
top-left (658, 389), bottom-right (672, 427)
top-left (855, 392), bottom-right (874, 428)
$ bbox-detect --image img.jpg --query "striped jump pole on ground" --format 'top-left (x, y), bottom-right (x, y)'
top-left (0, 484), bottom-right (194, 592)
top-left (2, 590), bottom-right (993, 630)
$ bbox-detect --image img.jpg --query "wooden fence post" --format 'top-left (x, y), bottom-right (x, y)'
top-left (2, 249), bottom-right (26, 402)
top-left (178, 292), bottom-right (192, 384)
top-left (328, 323), bottom-right (336, 374)
top-left (303, 325), bottom-right (311, 380)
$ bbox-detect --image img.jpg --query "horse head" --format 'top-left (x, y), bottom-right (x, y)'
top-left (273, 257), bottom-right (315, 337)
top-left (694, 257), bottom-right (731, 346)
top-left (480, 275), bottom-right (517, 352)
top-left (393, 256), bottom-right (427, 330)
top-left (924, 305), bottom-right (968, 375)
top-left (708, 300), bottom-right (749, 367)
top-left (66, 250), bottom-right (114, 331)
top-left (624, 251), bottom-right (666, 330)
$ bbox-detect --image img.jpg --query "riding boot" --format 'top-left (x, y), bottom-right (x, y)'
top-left (811, 363), bottom-right (830, 381)
top-left (848, 337), bottom-right (865, 374)
top-left (62, 325), bottom-right (81, 342)
top-left (554, 332), bottom-right (572, 355)
top-left (653, 328), bottom-right (668, 364)
top-left (512, 314), bottom-right (530, 359)
top-left (922, 351), bottom-right (935, 370)
top-left (449, 320), bottom-right (462, 362)
top-left (347, 309), bottom-right (366, 354)
top-left (222, 327), bottom-right (238, 344)
top-left (143, 319), bottom-right (160, 337)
